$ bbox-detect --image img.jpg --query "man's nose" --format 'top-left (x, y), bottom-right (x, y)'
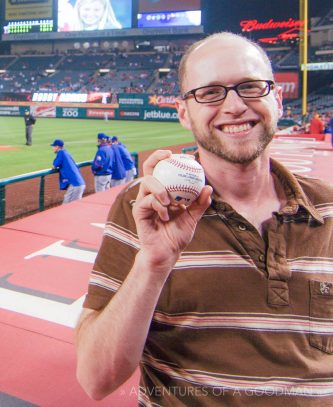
top-left (220, 89), bottom-right (248, 115)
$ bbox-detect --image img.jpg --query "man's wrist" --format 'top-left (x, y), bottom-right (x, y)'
top-left (134, 249), bottom-right (175, 284)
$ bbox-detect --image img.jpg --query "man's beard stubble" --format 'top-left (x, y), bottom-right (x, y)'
top-left (190, 120), bottom-right (276, 165)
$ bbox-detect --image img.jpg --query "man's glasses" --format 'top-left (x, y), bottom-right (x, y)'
top-left (182, 80), bottom-right (275, 104)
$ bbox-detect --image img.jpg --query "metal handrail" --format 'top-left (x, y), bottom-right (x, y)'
top-left (0, 160), bottom-right (93, 186)
top-left (0, 152), bottom-right (138, 225)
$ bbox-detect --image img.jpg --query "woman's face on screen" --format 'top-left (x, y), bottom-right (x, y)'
top-left (79, 1), bottom-right (105, 28)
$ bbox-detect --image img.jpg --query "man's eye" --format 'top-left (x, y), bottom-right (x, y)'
top-left (240, 84), bottom-right (257, 90)
top-left (200, 88), bottom-right (222, 97)
top-left (239, 82), bottom-right (265, 92)
top-left (208, 88), bottom-right (221, 94)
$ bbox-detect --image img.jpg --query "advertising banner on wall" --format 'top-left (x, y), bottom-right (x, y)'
top-left (31, 105), bottom-right (56, 117)
top-left (0, 106), bottom-right (21, 116)
top-left (32, 92), bottom-right (111, 103)
top-left (147, 94), bottom-right (177, 109)
top-left (118, 110), bottom-right (142, 120)
top-left (118, 94), bottom-right (146, 107)
top-left (86, 109), bottom-right (115, 119)
top-left (2, 98), bottom-right (178, 121)
top-left (118, 93), bottom-right (178, 110)
top-left (117, 94), bottom-right (178, 121)
top-left (274, 72), bottom-right (299, 99)
top-left (143, 108), bottom-right (178, 121)
top-left (57, 107), bottom-right (86, 119)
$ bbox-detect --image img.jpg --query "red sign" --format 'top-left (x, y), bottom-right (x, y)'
top-left (240, 18), bottom-right (303, 32)
top-left (240, 18), bottom-right (305, 45)
top-left (274, 72), bottom-right (299, 99)
top-left (31, 105), bottom-right (56, 117)
top-left (87, 109), bottom-right (115, 118)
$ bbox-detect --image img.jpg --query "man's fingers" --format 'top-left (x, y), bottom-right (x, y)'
top-left (186, 185), bottom-right (213, 220)
top-left (142, 150), bottom-right (172, 176)
top-left (133, 190), bottom-right (170, 222)
top-left (136, 175), bottom-right (171, 207)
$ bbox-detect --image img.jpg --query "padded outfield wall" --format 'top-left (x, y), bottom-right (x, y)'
top-left (0, 93), bottom-right (179, 122)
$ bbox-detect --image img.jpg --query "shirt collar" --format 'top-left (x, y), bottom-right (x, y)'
top-left (202, 155), bottom-right (324, 225)
top-left (269, 158), bottom-right (324, 224)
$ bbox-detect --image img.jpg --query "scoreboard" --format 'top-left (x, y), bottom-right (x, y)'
top-left (3, 0), bottom-right (53, 34)
top-left (4, 20), bottom-right (53, 34)
top-left (1, 0), bottom-right (203, 40)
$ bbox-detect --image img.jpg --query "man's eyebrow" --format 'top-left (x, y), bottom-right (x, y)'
top-left (194, 78), bottom-right (261, 87)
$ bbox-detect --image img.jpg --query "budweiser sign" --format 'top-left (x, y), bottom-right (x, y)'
top-left (240, 18), bottom-right (304, 32)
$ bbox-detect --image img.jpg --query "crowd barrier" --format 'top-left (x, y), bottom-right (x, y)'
top-left (0, 153), bottom-right (138, 225)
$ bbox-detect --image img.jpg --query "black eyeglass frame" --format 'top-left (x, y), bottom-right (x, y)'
top-left (181, 80), bottom-right (275, 104)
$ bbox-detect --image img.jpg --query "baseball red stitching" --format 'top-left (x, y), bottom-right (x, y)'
top-left (167, 185), bottom-right (200, 196)
top-left (168, 158), bottom-right (203, 174)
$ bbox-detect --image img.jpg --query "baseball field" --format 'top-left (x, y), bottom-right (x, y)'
top-left (0, 116), bottom-right (194, 179)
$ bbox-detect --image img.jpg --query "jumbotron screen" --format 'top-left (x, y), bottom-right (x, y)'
top-left (2, 0), bottom-right (201, 35)
top-left (138, 0), bottom-right (201, 12)
top-left (137, 0), bottom-right (201, 28)
top-left (58, 0), bottom-right (132, 32)
top-left (2, 0), bottom-right (133, 35)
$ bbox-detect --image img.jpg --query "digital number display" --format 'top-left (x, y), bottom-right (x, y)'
top-left (3, 19), bottom-right (54, 34)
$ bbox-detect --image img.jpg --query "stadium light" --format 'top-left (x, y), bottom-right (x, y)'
top-left (44, 68), bottom-right (56, 77)
top-left (99, 68), bottom-right (110, 76)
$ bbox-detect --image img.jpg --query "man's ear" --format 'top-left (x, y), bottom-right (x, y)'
top-left (176, 98), bottom-right (192, 131)
top-left (274, 85), bottom-right (283, 119)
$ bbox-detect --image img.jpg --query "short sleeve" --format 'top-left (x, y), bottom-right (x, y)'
top-left (83, 181), bottom-right (140, 310)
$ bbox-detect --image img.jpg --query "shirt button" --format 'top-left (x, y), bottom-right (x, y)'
top-left (259, 254), bottom-right (265, 262)
top-left (238, 224), bottom-right (247, 231)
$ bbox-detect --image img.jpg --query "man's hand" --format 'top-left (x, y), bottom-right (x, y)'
top-left (132, 150), bottom-right (212, 274)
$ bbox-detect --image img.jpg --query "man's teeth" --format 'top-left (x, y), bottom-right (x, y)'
top-left (222, 122), bottom-right (252, 133)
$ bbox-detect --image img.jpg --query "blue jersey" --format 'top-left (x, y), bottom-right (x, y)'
top-left (117, 144), bottom-right (135, 170)
top-left (329, 117), bottom-right (333, 133)
top-left (53, 149), bottom-right (85, 190)
top-left (111, 144), bottom-right (126, 180)
top-left (91, 143), bottom-right (113, 176)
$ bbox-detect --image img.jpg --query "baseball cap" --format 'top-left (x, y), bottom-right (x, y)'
top-left (50, 139), bottom-right (64, 147)
top-left (97, 133), bottom-right (108, 140)
top-left (111, 136), bottom-right (118, 142)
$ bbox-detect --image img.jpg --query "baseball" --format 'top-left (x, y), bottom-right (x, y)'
top-left (152, 154), bottom-right (206, 206)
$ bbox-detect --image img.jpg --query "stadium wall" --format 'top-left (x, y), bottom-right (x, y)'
top-left (0, 93), bottom-right (180, 122)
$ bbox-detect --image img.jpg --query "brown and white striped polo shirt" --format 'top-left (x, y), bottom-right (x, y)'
top-left (84, 158), bottom-right (333, 406)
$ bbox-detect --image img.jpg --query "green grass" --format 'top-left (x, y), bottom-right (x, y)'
top-left (0, 117), bottom-right (194, 178)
